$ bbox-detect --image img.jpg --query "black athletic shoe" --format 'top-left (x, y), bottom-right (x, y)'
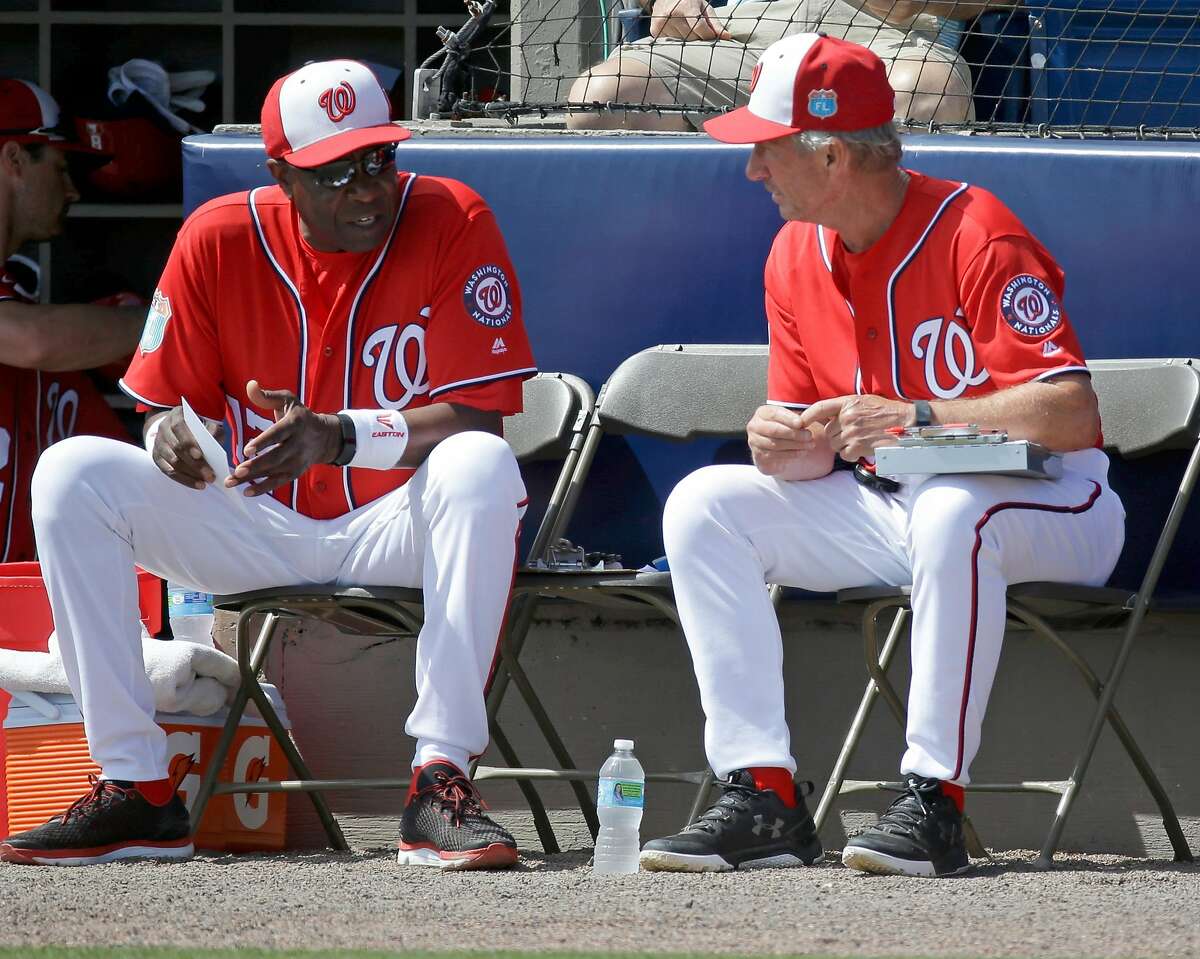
top-left (841, 774), bottom-right (970, 877)
top-left (0, 776), bottom-right (193, 866)
top-left (396, 761), bottom-right (518, 870)
top-left (639, 770), bottom-right (823, 872)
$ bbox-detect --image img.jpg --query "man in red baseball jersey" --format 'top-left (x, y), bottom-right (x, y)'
top-left (639, 34), bottom-right (1124, 877)
top-left (1, 60), bottom-right (536, 869)
top-left (0, 79), bottom-right (144, 562)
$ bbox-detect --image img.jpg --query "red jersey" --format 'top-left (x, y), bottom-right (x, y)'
top-left (121, 173), bottom-right (537, 520)
top-left (0, 266), bottom-right (132, 562)
top-left (765, 172), bottom-right (1090, 415)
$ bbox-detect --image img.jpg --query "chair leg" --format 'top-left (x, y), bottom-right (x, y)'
top-left (862, 599), bottom-right (909, 726)
top-left (190, 681), bottom-right (252, 836)
top-left (191, 609), bottom-right (282, 837)
top-left (488, 720), bottom-right (561, 855)
top-left (233, 607), bottom-right (348, 852)
top-left (242, 675), bottom-right (349, 852)
top-left (814, 606), bottom-right (909, 833)
top-left (683, 770), bottom-right (716, 829)
top-left (1008, 601), bottom-right (1194, 865)
top-left (502, 649), bottom-right (600, 839)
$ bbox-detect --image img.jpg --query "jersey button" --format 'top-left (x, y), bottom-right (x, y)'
top-left (866, 327), bottom-right (878, 339)
top-left (323, 347), bottom-right (333, 357)
top-left (314, 480), bottom-right (328, 494)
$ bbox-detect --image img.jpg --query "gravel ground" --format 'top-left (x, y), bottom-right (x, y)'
top-left (1, 848), bottom-right (1198, 957)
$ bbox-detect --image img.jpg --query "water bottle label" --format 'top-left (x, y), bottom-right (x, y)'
top-left (168, 590), bottom-right (214, 617)
top-left (597, 777), bottom-right (644, 809)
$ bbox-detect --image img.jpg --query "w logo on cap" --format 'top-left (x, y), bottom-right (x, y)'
top-left (749, 61), bottom-right (763, 94)
top-left (318, 81), bottom-right (357, 122)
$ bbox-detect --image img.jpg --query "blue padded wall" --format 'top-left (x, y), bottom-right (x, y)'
top-left (183, 134), bottom-right (1200, 590)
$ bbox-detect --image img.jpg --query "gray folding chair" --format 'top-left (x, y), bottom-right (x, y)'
top-left (820, 358), bottom-right (1200, 867)
top-left (189, 372), bottom-right (595, 854)
top-left (512, 344), bottom-right (786, 828)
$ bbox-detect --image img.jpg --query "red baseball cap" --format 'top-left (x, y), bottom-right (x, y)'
top-left (261, 59), bottom-right (410, 169)
top-left (0, 79), bottom-right (107, 156)
top-left (704, 33), bottom-right (895, 144)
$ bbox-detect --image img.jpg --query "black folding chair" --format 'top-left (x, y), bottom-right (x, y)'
top-left (819, 358), bottom-right (1200, 867)
top-left (189, 372), bottom-right (595, 854)
top-left (513, 344), bottom-right (790, 828)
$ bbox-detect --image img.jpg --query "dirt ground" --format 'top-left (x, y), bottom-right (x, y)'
top-left (1, 848), bottom-right (1197, 957)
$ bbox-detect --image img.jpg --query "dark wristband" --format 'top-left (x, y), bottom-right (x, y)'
top-left (913, 399), bottom-right (934, 428)
top-left (331, 412), bottom-right (357, 467)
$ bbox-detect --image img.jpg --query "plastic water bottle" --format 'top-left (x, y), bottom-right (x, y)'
top-left (167, 581), bottom-right (215, 646)
top-left (593, 738), bottom-right (645, 874)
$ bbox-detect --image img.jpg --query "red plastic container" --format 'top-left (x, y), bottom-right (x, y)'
top-left (0, 562), bottom-right (163, 836)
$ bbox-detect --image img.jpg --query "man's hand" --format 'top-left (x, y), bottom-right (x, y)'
top-left (747, 404), bottom-right (831, 478)
top-left (800, 394), bottom-right (911, 462)
top-left (650, 0), bottom-right (732, 41)
top-left (227, 379), bottom-right (341, 496)
top-left (151, 407), bottom-right (227, 490)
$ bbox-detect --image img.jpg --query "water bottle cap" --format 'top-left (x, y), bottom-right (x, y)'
top-left (613, 738), bottom-right (634, 751)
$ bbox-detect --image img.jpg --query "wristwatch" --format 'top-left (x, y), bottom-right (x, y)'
top-left (912, 399), bottom-right (934, 428)
top-left (331, 412), bottom-right (357, 467)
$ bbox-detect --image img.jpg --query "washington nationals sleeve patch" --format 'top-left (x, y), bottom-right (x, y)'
top-left (139, 289), bottom-right (172, 354)
top-left (1000, 274), bottom-right (1062, 338)
top-left (462, 264), bottom-right (513, 328)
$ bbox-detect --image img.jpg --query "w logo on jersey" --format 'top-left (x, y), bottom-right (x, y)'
top-left (361, 310), bottom-right (431, 410)
top-left (911, 312), bottom-right (989, 399)
top-left (319, 81), bottom-right (357, 122)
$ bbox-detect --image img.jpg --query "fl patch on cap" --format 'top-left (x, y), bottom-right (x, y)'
top-left (261, 59), bottom-right (410, 169)
top-left (704, 33), bottom-right (895, 144)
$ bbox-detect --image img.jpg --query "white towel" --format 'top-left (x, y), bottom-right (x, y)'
top-left (0, 629), bottom-right (241, 717)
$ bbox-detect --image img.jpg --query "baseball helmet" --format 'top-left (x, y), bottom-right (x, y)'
top-left (73, 112), bottom-right (182, 199)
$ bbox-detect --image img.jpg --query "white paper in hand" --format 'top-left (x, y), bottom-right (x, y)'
top-left (179, 398), bottom-right (256, 518)
top-left (180, 397), bottom-right (232, 484)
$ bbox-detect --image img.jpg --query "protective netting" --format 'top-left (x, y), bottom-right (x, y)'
top-left (423, 0), bottom-right (1200, 136)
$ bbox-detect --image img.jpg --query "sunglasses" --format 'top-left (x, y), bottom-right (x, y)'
top-left (299, 144), bottom-right (398, 190)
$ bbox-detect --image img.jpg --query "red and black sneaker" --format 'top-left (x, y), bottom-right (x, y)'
top-left (397, 761), bottom-right (518, 870)
top-left (0, 776), bottom-right (193, 866)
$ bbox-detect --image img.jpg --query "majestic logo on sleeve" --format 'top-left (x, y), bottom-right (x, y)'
top-left (808, 89), bottom-right (838, 119)
top-left (319, 81), bottom-right (357, 122)
top-left (139, 289), bottom-right (171, 354)
top-left (462, 264), bottom-right (513, 328)
top-left (1001, 275), bottom-right (1062, 337)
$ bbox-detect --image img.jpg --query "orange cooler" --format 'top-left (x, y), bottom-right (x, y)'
top-left (4, 687), bottom-right (289, 852)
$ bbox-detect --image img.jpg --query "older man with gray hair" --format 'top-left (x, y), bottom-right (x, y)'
top-left (638, 33), bottom-right (1122, 877)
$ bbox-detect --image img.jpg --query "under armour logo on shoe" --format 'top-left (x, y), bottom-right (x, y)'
top-left (751, 815), bottom-right (784, 839)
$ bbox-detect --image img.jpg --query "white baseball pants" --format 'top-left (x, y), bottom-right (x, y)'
top-left (30, 431), bottom-right (526, 783)
top-left (663, 448), bottom-right (1125, 784)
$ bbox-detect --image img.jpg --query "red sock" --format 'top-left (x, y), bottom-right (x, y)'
top-left (135, 778), bottom-right (175, 807)
top-left (940, 781), bottom-right (965, 813)
top-left (748, 767), bottom-right (796, 807)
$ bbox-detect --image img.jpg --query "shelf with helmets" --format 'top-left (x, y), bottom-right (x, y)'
top-left (0, 1), bottom-right (460, 303)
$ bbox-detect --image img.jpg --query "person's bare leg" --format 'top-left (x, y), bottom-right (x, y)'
top-left (567, 57), bottom-right (693, 130)
top-left (888, 54), bottom-right (975, 124)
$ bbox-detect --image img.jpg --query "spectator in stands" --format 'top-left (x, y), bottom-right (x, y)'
top-left (567, 0), bottom-right (988, 129)
top-left (0, 79), bottom-right (143, 562)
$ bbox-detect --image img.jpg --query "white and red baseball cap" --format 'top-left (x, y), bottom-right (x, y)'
top-left (260, 59), bottom-right (410, 168)
top-left (704, 33), bottom-right (895, 144)
top-left (0, 78), bottom-right (106, 155)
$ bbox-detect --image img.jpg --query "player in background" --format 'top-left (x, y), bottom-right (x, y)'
top-left (638, 34), bottom-right (1124, 877)
top-left (0, 79), bottom-right (144, 562)
top-left (0, 60), bottom-right (536, 869)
